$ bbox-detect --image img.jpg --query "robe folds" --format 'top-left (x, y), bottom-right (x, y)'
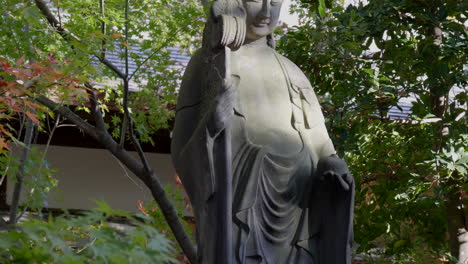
top-left (171, 48), bottom-right (354, 264)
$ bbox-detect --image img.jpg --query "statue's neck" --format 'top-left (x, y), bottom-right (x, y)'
top-left (243, 37), bottom-right (268, 48)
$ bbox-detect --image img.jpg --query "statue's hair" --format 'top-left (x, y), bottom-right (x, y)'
top-left (203, 0), bottom-right (275, 49)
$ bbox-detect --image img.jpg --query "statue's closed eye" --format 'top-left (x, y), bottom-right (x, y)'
top-left (244, 0), bottom-right (282, 4)
top-left (271, 0), bottom-right (282, 6)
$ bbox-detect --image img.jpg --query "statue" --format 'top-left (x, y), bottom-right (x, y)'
top-left (171, 0), bottom-right (354, 263)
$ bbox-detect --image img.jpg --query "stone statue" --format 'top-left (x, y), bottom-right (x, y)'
top-left (171, 0), bottom-right (354, 263)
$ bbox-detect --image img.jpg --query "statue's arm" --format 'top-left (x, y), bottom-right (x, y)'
top-left (171, 47), bottom-right (237, 206)
top-left (171, 50), bottom-right (205, 163)
top-left (171, 50), bottom-right (218, 206)
top-left (172, 48), bottom-right (236, 159)
top-left (278, 54), bottom-right (338, 160)
top-left (278, 54), bottom-right (352, 188)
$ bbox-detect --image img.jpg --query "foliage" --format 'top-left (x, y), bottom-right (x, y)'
top-left (0, 56), bottom-right (78, 153)
top-left (0, 202), bottom-right (175, 263)
top-left (0, 0), bottom-right (205, 146)
top-left (0, 0), bottom-right (205, 262)
top-left (2, 146), bottom-right (58, 212)
top-left (137, 185), bottom-right (195, 263)
top-left (278, 0), bottom-right (467, 262)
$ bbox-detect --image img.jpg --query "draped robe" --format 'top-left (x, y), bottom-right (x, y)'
top-left (171, 46), bottom-right (354, 264)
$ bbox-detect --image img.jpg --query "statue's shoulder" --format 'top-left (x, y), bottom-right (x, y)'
top-left (274, 51), bottom-right (313, 91)
top-left (274, 51), bottom-right (325, 128)
top-left (176, 49), bottom-right (208, 111)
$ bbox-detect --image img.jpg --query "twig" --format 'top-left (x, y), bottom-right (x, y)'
top-left (128, 27), bottom-right (184, 80)
top-left (99, 0), bottom-right (106, 59)
top-left (36, 95), bottom-right (100, 140)
top-left (120, 0), bottom-right (130, 146)
top-left (121, 1), bottom-right (151, 172)
top-left (76, 237), bottom-right (97, 253)
top-left (110, 154), bottom-right (145, 194)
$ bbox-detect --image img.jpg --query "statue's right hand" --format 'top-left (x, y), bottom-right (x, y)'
top-left (207, 75), bottom-right (240, 136)
top-left (317, 155), bottom-right (354, 192)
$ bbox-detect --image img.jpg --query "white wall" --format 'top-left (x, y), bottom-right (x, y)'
top-left (6, 145), bottom-right (176, 213)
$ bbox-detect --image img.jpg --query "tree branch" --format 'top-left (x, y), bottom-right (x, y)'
top-left (121, 0), bottom-right (151, 173)
top-left (128, 27), bottom-right (183, 80)
top-left (99, 0), bottom-right (107, 59)
top-left (34, 0), bottom-right (126, 79)
top-left (35, 95), bottom-right (197, 263)
top-left (120, 0), bottom-right (130, 146)
top-left (123, 79), bottom-right (152, 173)
top-left (32, 1), bottom-right (197, 260)
top-left (36, 95), bottom-right (100, 139)
top-left (85, 83), bottom-right (107, 132)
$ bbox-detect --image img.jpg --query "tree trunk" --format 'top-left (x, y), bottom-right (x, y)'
top-left (428, 21), bottom-right (468, 263)
top-left (8, 117), bottom-right (35, 224)
top-left (445, 179), bottom-right (468, 263)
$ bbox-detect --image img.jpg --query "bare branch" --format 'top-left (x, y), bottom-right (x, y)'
top-left (99, 0), bottom-right (107, 59)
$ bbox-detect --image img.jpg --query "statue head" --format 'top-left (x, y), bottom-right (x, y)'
top-left (243, 0), bottom-right (283, 43)
top-left (204, 0), bottom-right (282, 50)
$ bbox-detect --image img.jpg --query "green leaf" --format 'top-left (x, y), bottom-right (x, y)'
top-left (318, 0), bottom-right (326, 17)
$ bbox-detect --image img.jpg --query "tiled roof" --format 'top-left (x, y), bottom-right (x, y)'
top-left (388, 98), bottom-right (414, 119)
top-left (103, 45), bottom-right (465, 120)
top-left (95, 46), bottom-right (190, 91)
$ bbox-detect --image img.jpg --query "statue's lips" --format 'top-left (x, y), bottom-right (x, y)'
top-left (253, 21), bottom-right (270, 27)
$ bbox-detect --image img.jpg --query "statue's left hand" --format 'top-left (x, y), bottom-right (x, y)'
top-left (317, 155), bottom-right (354, 191)
top-left (206, 74), bottom-right (240, 136)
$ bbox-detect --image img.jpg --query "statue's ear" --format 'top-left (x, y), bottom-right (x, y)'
top-left (208, 1), bottom-right (245, 50)
top-left (209, 15), bottom-right (245, 50)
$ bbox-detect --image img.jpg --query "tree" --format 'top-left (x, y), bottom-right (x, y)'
top-left (1, 0), bottom-right (205, 262)
top-left (278, 0), bottom-right (466, 262)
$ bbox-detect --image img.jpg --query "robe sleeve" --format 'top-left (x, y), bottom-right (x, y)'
top-left (171, 47), bottom-right (234, 264)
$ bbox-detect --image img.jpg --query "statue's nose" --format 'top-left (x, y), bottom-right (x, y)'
top-left (258, 0), bottom-right (271, 19)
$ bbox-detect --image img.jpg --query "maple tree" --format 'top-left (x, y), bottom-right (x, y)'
top-left (1, 0), bottom-right (204, 262)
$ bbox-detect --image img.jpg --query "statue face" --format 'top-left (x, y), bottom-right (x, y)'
top-left (243, 0), bottom-right (283, 41)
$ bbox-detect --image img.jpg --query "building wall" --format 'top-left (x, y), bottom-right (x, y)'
top-left (6, 145), bottom-right (176, 213)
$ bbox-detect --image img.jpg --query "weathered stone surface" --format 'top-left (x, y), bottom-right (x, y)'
top-left (171, 1), bottom-right (354, 263)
